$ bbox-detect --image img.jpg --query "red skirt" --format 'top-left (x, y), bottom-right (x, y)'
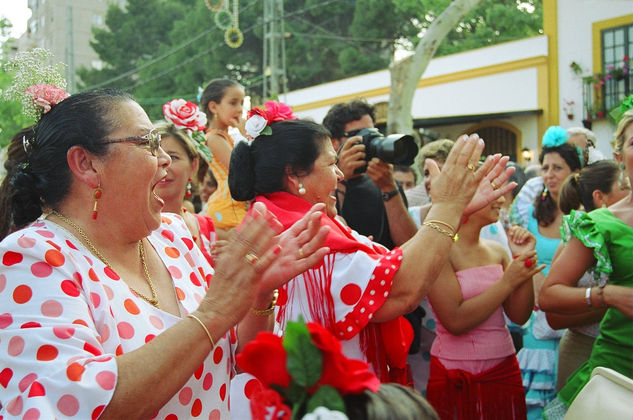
top-left (426, 355), bottom-right (526, 420)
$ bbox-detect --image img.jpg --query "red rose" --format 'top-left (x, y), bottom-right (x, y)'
top-left (307, 322), bottom-right (380, 395)
top-left (263, 101), bottom-right (298, 122)
top-left (249, 388), bottom-right (291, 420)
top-left (247, 106), bottom-right (268, 120)
top-left (236, 331), bottom-right (292, 388)
top-left (163, 99), bottom-right (207, 132)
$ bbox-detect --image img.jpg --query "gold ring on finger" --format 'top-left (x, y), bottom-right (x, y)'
top-left (245, 252), bottom-right (259, 265)
top-left (491, 181), bottom-right (498, 190)
top-left (467, 163), bottom-right (476, 171)
top-left (298, 247), bottom-right (304, 258)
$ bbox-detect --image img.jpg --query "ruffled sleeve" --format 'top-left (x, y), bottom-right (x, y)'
top-left (561, 210), bottom-right (611, 284)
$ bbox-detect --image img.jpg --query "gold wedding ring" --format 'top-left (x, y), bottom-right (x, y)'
top-left (245, 252), bottom-right (259, 265)
top-left (467, 163), bottom-right (476, 171)
top-left (298, 247), bottom-right (304, 258)
top-left (491, 181), bottom-right (498, 190)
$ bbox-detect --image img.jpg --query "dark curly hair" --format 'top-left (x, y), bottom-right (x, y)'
top-left (322, 99), bottom-right (375, 140)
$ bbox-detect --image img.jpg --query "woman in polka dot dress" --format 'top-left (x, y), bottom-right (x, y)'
top-left (228, 119), bottom-right (517, 384)
top-left (0, 89), bottom-right (330, 419)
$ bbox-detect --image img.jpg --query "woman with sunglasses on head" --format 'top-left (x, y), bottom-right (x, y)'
top-left (0, 88), bottom-right (330, 419)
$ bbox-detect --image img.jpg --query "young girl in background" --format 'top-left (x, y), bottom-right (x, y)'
top-left (426, 194), bottom-right (544, 419)
top-left (200, 78), bottom-right (248, 238)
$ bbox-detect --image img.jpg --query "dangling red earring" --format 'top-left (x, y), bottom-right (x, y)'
top-left (92, 186), bottom-right (103, 220)
top-left (185, 178), bottom-right (193, 198)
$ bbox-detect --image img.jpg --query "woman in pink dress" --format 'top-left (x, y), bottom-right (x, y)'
top-left (426, 193), bottom-right (544, 419)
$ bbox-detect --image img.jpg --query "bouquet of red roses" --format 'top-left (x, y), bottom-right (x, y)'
top-left (236, 320), bottom-right (380, 420)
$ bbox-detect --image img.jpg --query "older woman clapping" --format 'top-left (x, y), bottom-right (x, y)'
top-left (229, 116), bottom-right (514, 384)
top-left (0, 89), bottom-right (329, 419)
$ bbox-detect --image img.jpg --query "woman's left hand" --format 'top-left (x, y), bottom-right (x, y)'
top-left (259, 203), bottom-right (331, 293)
top-left (507, 225), bottom-right (536, 256)
top-left (462, 155), bottom-right (517, 217)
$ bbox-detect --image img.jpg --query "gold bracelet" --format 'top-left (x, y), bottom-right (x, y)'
top-left (250, 289), bottom-right (279, 316)
top-left (425, 219), bottom-right (457, 234)
top-left (187, 313), bottom-right (215, 349)
top-left (422, 221), bottom-right (459, 242)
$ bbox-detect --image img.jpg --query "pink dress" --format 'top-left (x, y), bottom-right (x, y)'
top-left (430, 264), bottom-right (516, 373)
top-left (0, 214), bottom-right (235, 419)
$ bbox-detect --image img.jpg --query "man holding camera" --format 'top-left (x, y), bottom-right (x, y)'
top-left (323, 99), bottom-right (418, 249)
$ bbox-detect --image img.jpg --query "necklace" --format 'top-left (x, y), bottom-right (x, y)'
top-left (51, 210), bottom-right (159, 308)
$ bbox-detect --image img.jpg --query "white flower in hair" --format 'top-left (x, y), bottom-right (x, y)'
top-left (245, 114), bottom-right (269, 138)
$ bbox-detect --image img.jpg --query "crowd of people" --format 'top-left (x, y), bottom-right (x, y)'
top-left (0, 51), bottom-right (631, 419)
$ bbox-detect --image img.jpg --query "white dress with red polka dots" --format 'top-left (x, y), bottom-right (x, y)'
top-left (0, 214), bottom-right (235, 420)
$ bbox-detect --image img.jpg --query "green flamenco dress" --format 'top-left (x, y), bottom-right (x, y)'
top-left (544, 208), bottom-right (633, 419)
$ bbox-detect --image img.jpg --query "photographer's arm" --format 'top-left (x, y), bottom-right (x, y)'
top-left (366, 158), bottom-right (418, 246)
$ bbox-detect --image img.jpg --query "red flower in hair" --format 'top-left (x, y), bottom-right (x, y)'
top-left (245, 100), bottom-right (297, 139)
top-left (24, 83), bottom-right (69, 114)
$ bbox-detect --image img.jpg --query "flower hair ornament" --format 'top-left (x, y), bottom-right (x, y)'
top-left (542, 125), bottom-right (583, 164)
top-left (236, 319), bottom-right (380, 420)
top-left (1, 48), bottom-right (69, 121)
top-left (162, 99), bottom-right (213, 162)
top-left (609, 94), bottom-right (633, 125)
top-left (245, 100), bottom-right (298, 139)
top-left (541, 126), bottom-right (569, 148)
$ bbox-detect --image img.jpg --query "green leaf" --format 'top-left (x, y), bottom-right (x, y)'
top-left (191, 131), bottom-right (213, 163)
top-left (283, 321), bottom-right (322, 387)
top-left (306, 385), bottom-right (346, 414)
top-left (261, 125), bottom-right (272, 136)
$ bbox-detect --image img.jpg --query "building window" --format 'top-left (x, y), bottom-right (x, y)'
top-left (601, 24), bottom-right (632, 110)
top-left (93, 14), bottom-right (103, 26)
top-left (40, 16), bottom-right (45, 29)
top-left (29, 19), bottom-right (38, 34)
top-left (465, 122), bottom-right (519, 162)
top-left (91, 60), bottom-right (103, 70)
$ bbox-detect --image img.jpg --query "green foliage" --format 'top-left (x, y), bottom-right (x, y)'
top-left (283, 321), bottom-right (322, 387)
top-left (76, 0), bottom-right (541, 115)
top-left (0, 61), bottom-right (36, 148)
top-left (306, 385), bottom-right (346, 415)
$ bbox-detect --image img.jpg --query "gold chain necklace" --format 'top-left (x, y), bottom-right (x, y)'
top-left (51, 210), bottom-right (159, 308)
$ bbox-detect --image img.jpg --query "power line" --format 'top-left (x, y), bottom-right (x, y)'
top-left (88, 0), bottom-right (346, 91)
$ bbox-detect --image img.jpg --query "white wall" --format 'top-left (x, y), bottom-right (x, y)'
top-left (556, 0), bottom-right (630, 157)
top-left (287, 36), bottom-right (547, 125)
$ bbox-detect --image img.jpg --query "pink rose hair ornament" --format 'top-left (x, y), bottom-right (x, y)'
top-left (1, 48), bottom-right (69, 121)
top-left (245, 100), bottom-right (298, 139)
top-left (236, 319), bottom-right (380, 420)
top-left (162, 99), bottom-right (213, 162)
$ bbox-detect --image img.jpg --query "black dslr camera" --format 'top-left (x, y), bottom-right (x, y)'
top-left (351, 128), bottom-right (419, 174)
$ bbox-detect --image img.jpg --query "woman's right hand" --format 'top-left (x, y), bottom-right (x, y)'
top-left (504, 250), bottom-right (545, 290)
top-left (197, 202), bottom-right (282, 327)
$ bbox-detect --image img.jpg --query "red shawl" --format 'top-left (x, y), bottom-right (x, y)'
top-left (254, 192), bottom-right (413, 385)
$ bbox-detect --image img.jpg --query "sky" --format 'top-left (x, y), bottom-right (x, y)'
top-left (1, 0), bottom-right (31, 40)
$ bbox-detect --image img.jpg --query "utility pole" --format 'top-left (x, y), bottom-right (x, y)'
top-left (262, 0), bottom-right (287, 100)
top-left (64, 5), bottom-right (76, 93)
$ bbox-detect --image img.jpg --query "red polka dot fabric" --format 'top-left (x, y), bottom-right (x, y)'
top-left (0, 214), bottom-right (234, 418)
top-left (276, 230), bottom-right (403, 368)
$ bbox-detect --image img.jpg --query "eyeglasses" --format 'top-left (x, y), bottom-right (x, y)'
top-left (102, 129), bottom-right (162, 156)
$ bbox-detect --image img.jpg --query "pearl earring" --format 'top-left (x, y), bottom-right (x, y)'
top-left (298, 183), bottom-right (306, 195)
